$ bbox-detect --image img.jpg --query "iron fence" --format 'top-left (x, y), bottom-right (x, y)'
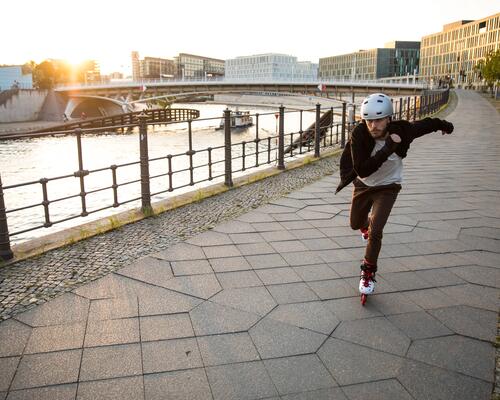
top-left (0, 90), bottom-right (450, 260)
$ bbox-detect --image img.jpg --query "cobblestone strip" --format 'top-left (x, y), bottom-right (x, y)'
top-left (0, 155), bottom-right (340, 321)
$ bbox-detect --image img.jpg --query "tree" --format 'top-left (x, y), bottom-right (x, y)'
top-left (32, 60), bottom-right (72, 89)
top-left (33, 60), bottom-right (56, 89)
top-left (474, 49), bottom-right (500, 90)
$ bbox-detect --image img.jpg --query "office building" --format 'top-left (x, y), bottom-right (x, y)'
top-left (419, 12), bottom-right (500, 87)
top-left (319, 41), bottom-right (420, 81)
top-left (225, 53), bottom-right (318, 81)
top-left (175, 53), bottom-right (225, 79)
top-left (131, 52), bottom-right (176, 80)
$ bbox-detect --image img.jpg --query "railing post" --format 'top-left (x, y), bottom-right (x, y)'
top-left (341, 102), bottom-right (346, 149)
top-left (224, 108), bottom-right (233, 187)
top-left (138, 113), bottom-right (151, 211)
top-left (75, 128), bottom-right (88, 217)
top-left (277, 105), bottom-right (285, 170)
top-left (0, 174), bottom-right (13, 261)
top-left (413, 95), bottom-right (417, 121)
top-left (314, 103), bottom-right (321, 157)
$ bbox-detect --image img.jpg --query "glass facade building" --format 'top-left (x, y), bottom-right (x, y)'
top-left (225, 54), bottom-right (318, 81)
top-left (419, 13), bottom-right (500, 87)
top-left (175, 53), bottom-right (225, 79)
top-left (319, 42), bottom-right (420, 80)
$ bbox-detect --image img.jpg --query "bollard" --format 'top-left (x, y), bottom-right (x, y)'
top-left (0, 174), bottom-right (13, 261)
top-left (277, 105), bottom-right (285, 170)
top-left (138, 113), bottom-right (151, 210)
top-left (224, 108), bottom-right (233, 187)
top-left (314, 103), bottom-right (321, 158)
top-left (341, 102), bottom-right (346, 149)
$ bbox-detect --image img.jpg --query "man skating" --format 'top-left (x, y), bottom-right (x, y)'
top-left (336, 93), bottom-right (454, 303)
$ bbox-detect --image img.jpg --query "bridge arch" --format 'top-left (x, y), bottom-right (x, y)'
top-left (65, 95), bottom-right (132, 120)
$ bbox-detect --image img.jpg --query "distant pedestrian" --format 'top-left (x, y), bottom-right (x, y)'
top-left (336, 93), bottom-right (454, 304)
top-left (62, 113), bottom-right (68, 122)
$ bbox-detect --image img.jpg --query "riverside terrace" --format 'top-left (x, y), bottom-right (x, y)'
top-left (0, 89), bottom-right (498, 399)
top-left (0, 91), bottom-right (449, 261)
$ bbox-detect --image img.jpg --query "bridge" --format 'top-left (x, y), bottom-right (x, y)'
top-left (54, 79), bottom-right (429, 120)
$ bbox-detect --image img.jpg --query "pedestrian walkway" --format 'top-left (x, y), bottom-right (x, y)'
top-left (0, 90), bottom-right (498, 399)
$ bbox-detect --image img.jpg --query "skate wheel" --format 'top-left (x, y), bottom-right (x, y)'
top-left (361, 294), bottom-right (367, 306)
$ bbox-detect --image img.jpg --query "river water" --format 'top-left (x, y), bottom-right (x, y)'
top-left (1, 103), bottom-right (322, 243)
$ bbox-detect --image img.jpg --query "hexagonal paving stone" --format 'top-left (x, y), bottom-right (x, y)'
top-left (429, 305), bottom-right (497, 342)
top-left (186, 231), bottom-right (233, 246)
top-left (342, 379), bottom-right (413, 400)
top-left (14, 293), bottom-right (89, 327)
top-left (189, 301), bottom-right (260, 336)
top-left (397, 359), bottom-right (492, 400)
top-left (406, 335), bottom-right (495, 382)
top-left (450, 265), bottom-right (500, 288)
top-left (116, 256), bottom-right (173, 286)
top-left (153, 243), bottom-right (206, 261)
top-left (197, 332), bottom-right (260, 366)
top-left (438, 284), bottom-right (498, 312)
top-left (249, 317), bottom-right (327, 359)
top-left (331, 317), bottom-right (411, 356)
top-left (317, 338), bottom-right (403, 386)
top-left (158, 274), bottom-right (222, 299)
top-left (138, 286), bottom-right (202, 316)
top-left (386, 311), bottom-right (452, 340)
top-left (267, 302), bottom-right (339, 335)
top-left (210, 287), bottom-right (277, 316)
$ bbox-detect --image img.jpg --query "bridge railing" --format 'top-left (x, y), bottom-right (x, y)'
top-left (0, 90), bottom-right (449, 261)
top-left (55, 77), bottom-right (429, 90)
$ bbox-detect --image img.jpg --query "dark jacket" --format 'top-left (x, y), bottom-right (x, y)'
top-left (335, 117), bottom-right (452, 193)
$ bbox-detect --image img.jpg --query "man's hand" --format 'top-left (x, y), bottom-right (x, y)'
top-left (440, 120), bottom-right (454, 135)
top-left (385, 133), bottom-right (401, 152)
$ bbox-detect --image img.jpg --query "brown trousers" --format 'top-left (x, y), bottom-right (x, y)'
top-left (350, 179), bottom-right (401, 265)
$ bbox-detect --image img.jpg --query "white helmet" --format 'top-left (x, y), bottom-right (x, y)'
top-left (360, 93), bottom-right (393, 120)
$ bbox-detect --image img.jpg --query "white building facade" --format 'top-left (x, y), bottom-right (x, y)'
top-left (225, 54), bottom-right (318, 81)
top-left (0, 66), bottom-right (33, 91)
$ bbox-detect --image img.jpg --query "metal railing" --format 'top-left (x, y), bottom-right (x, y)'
top-left (0, 108), bottom-right (200, 140)
top-left (56, 77), bottom-right (428, 90)
top-left (0, 89), bottom-right (450, 260)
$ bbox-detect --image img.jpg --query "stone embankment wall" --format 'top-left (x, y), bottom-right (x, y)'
top-left (0, 89), bottom-right (48, 122)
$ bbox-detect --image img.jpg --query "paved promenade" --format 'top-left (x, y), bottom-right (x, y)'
top-left (0, 90), bottom-right (498, 399)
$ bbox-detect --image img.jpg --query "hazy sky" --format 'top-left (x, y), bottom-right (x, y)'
top-left (2, 0), bottom-right (498, 74)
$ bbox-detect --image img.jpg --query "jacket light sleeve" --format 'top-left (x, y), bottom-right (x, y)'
top-left (350, 124), bottom-right (393, 178)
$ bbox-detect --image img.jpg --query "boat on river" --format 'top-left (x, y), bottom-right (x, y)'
top-left (215, 109), bottom-right (253, 130)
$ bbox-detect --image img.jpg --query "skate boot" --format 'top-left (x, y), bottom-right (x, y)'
top-left (360, 227), bottom-right (369, 243)
top-left (359, 261), bottom-right (377, 305)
